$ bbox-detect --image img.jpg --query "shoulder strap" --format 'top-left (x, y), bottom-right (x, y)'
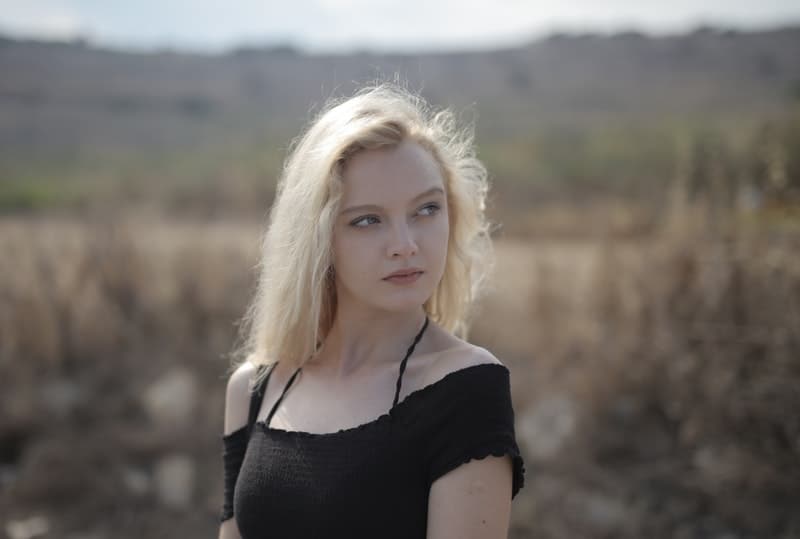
top-left (392, 315), bottom-right (429, 408)
top-left (245, 364), bottom-right (274, 438)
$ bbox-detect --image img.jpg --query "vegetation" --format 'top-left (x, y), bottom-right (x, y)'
top-left (1, 26), bottom-right (798, 539)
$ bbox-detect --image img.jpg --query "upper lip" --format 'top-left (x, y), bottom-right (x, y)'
top-left (384, 267), bottom-right (424, 279)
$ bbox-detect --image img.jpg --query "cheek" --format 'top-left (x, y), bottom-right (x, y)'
top-left (333, 233), bottom-right (374, 275)
top-left (430, 216), bottom-right (450, 271)
top-left (430, 213), bottom-right (450, 249)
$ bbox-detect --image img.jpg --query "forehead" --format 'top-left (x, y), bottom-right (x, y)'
top-left (340, 139), bottom-right (444, 203)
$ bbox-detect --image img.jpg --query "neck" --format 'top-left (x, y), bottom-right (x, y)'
top-left (310, 304), bottom-right (428, 379)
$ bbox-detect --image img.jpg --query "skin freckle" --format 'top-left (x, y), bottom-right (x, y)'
top-left (467, 479), bottom-right (487, 495)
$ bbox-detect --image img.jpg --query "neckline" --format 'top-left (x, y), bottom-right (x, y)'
top-left (253, 362), bottom-right (507, 439)
top-left (261, 314), bottom-right (429, 433)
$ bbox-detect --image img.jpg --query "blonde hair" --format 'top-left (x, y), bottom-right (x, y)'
top-left (229, 82), bottom-right (495, 383)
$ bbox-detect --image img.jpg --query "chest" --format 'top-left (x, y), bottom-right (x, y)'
top-left (234, 422), bottom-right (430, 539)
top-left (257, 361), bottom-right (431, 434)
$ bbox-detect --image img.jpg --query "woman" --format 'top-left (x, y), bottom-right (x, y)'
top-left (219, 83), bottom-right (525, 539)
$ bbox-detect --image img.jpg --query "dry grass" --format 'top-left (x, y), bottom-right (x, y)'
top-left (0, 201), bottom-right (798, 538)
top-left (492, 207), bottom-right (800, 538)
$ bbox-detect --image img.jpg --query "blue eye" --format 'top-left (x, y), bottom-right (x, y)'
top-left (349, 202), bottom-right (441, 228)
top-left (419, 203), bottom-right (441, 216)
top-left (350, 215), bottom-right (380, 228)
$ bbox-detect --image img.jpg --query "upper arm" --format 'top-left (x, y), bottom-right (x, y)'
top-left (425, 347), bottom-right (517, 538)
top-left (218, 362), bottom-right (254, 539)
top-left (426, 455), bottom-right (514, 539)
top-left (219, 516), bottom-right (243, 539)
top-left (224, 361), bottom-right (255, 436)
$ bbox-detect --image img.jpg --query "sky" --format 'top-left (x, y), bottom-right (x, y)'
top-left (1, 0), bottom-right (799, 54)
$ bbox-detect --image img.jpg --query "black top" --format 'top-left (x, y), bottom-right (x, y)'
top-left (220, 320), bottom-right (525, 538)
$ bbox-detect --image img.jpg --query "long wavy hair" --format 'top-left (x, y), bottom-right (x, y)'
top-left (228, 82), bottom-right (496, 386)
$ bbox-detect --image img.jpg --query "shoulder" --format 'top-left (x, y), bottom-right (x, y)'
top-left (421, 340), bottom-right (505, 389)
top-left (227, 360), bottom-right (256, 397)
top-left (223, 361), bottom-right (256, 436)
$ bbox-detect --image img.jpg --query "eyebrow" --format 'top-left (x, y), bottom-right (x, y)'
top-left (339, 186), bottom-right (445, 216)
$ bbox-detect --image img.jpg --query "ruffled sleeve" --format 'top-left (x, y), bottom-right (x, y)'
top-left (220, 426), bottom-right (249, 523)
top-left (422, 363), bottom-right (526, 499)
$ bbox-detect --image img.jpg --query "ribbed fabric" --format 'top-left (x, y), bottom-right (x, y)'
top-left (220, 427), bottom-right (247, 522)
top-left (219, 362), bottom-right (525, 538)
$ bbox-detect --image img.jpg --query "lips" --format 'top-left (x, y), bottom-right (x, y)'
top-left (383, 268), bottom-right (424, 279)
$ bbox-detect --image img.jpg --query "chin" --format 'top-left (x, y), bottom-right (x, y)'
top-left (381, 291), bottom-right (432, 311)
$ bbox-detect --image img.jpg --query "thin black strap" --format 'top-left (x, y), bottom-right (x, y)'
top-left (246, 363), bottom-right (276, 437)
top-left (265, 366), bottom-right (303, 427)
top-left (392, 315), bottom-right (430, 408)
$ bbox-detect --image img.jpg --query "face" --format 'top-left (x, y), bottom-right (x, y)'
top-left (332, 138), bottom-right (449, 314)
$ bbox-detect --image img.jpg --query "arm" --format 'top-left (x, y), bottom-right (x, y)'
top-left (426, 454), bottom-right (514, 539)
top-left (218, 361), bottom-right (255, 539)
top-left (219, 514), bottom-right (242, 539)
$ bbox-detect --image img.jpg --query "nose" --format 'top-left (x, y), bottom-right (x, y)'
top-left (387, 221), bottom-right (418, 258)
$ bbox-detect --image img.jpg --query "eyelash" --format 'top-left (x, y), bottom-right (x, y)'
top-left (349, 203), bottom-right (441, 228)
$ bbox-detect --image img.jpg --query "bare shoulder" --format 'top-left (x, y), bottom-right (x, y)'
top-left (421, 333), bottom-right (504, 388)
top-left (223, 361), bottom-right (255, 436)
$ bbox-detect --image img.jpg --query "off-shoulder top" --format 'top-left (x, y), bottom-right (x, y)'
top-left (219, 317), bottom-right (525, 538)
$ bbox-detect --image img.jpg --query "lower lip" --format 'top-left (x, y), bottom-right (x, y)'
top-left (384, 271), bottom-right (423, 285)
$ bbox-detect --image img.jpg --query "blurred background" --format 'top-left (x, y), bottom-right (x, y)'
top-left (1, 1), bottom-right (799, 538)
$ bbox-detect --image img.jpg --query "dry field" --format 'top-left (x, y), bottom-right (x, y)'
top-left (0, 205), bottom-right (798, 538)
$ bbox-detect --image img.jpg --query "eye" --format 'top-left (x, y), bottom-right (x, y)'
top-left (348, 203), bottom-right (441, 229)
top-left (418, 203), bottom-right (441, 216)
top-left (350, 215), bottom-right (380, 228)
